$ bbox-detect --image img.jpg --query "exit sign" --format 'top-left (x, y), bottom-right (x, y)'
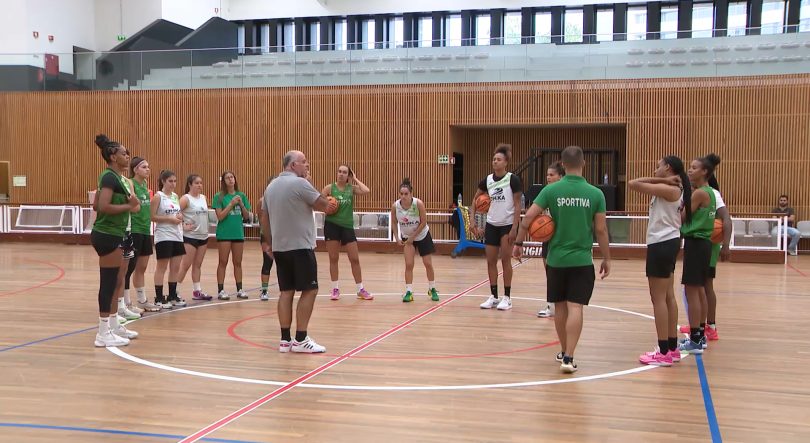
top-left (117, 35), bottom-right (126, 41)
top-left (438, 155), bottom-right (450, 164)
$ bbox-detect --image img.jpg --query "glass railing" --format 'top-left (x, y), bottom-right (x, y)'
top-left (2, 26), bottom-right (809, 92)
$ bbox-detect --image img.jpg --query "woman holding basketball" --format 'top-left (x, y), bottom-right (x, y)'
top-left (628, 156), bottom-right (690, 366)
top-left (151, 170), bottom-right (191, 309)
top-left (177, 174), bottom-right (213, 301)
top-left (321, 165), bottom-right (373, 301)
top-left (538, 161), bottom-right (565, 318)
top-left (391, 178), bottom-right (439, 303)
top-left (470, 144), bottom-right (523, 311)
top-left (213, 171), bottom-right (250, 300)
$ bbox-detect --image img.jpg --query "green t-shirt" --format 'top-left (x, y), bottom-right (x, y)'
top-left (130, 178), bottom-right (151, 235)
top-left (93, 169), bottom-right (130, 238)
top-left (213, 191), bottom-right (250, 240)
top-left (325, 182), bottom-right (354, 229)
top-left (534, 175), bottom-right (606, 268)
top-left (680, 186), bottom-right (716, 240)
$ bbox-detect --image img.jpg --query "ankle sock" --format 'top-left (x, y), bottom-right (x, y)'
top-left (218, 283), bottom-right (224, 293)
top-left (281, 328), bottom-right (291, 342)
top-left (236, 282), bottom-right (243, 291)
top-left (295, 330), bottom-right (307, 342)
top-left (490, 285), bottom-right (498, 298)
top-left (668, 337), bottom-right (677, 352)
top-left (658, 340), bottom-right (669, 354)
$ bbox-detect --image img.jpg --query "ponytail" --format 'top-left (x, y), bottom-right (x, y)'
top-left (663, 155), bottom-right (692, 225)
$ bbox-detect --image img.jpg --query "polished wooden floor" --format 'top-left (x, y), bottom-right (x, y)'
top-left (1, 243), bottom-right (809, 443)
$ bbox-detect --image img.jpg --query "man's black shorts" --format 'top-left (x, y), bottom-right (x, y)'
top-left (681, 237), bottom-right (712, 287)
top-left (324, 221), bottom-right (357, 245)
top-left (546, 264), bottom-right (596, 305)
top-left (484, 223), bottom-right (512, 247)
top-left (274, 249), bottom-right (319, 292)
top-left (646, 237), bottom-right (681, 278)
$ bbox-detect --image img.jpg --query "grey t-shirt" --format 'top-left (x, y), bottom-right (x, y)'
top-left (772, 206), bottom-right (795, 228)
top-left (262, 171), bottom-right (322, 252)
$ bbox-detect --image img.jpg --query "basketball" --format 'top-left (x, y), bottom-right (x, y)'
top-left (529, 215), bottom-right (555, 242)
top-left (474, 194), bottom-right (490, 213)
top-left (712, 218), bottom-right (723, 244)
top-left (325, 196), bottom-right (339, 215)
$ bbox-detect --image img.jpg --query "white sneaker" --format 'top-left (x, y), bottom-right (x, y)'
top-left (118, 306), bottom-right (141, 321)
top-left (479, 295), bottom-right (499, 309)
top-left (128, 304), bottom-right (144, 315)
top-left (118, 316), bottom-right (128, 324)
top-left (236, 290), bottom-right (249, 299)
top-left (94, 331), bottom-right (129, 347)
top-left (279, 340), bottom-right (291, 353)
top-left (291, 336), bottom-right (326, 353)
top-left (260, 292), bottom-right (270, 301)
top-left (112, 323), bottom-right (139, 340)
top-left (789, 249), bottom-right (798, 256)
top-left (137, 300), bottom-right (161, 312)
top-left (218, 290), bottom-right (230, 300)
top-left (538, 304), bottom-right (554, 318)
top-left (497, 297), bottom-right (512, 310)
top-left (157, 298), bottom-right (173, 309)
top-left (169, 297), bottom-right (186, 307)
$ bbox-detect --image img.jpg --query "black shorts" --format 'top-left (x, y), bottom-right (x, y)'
top-left (681, 237), bottom-right (712, 287)
top-left (708, 266), bottom-right (716, 279)
top-left (155, 241), bottom-right (186, 260)
top-left (546, 264), bottom-right (596, 305)
top-left (404, 232), bottom-right (436, 256)
top-left (217, 238), bottom-right (244, 243)
top-left (324, 221), bottom-right (357, 245)
top-left (121, 232), bottom-right (135, 260)
top-left (541, 240), bottom-right (550, 259)
top-left (274, 249), bottom-right (318, 292)
top-left (91, 231), bottom-right (124, 257)
top-left (484, 223), bottom-right (512, 247)
top-left (184, 237), bottom-right (209, 248)
top-left (131, 233), bottom-right (154, 257)
top-left (646, 238), bottom-right (681, 278)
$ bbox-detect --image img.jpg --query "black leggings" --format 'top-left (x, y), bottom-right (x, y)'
top-left (98, 267), bottom-right (120, 313)
top-left (262, 252), bottom-right (274, 276)
top-left (125, 257), bottom-right (137, 290)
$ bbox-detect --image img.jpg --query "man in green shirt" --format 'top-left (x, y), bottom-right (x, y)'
top-left (513, 146), bottom-right (611, 373)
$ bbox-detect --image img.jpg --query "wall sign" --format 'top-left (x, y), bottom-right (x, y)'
top-left (13, 176), bottom-right (26, 187)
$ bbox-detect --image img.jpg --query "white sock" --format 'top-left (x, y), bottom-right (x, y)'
top-left (332, 281), bottom-right (339, 290)
top-left (117, 298), bottom-right (125, 310)
top-left (123, 289), bottom-right (131, 305)
top-left (136, 287), bottom-right (147, 303)
top-left (193, 282), bottom-right (201, 292)
top-left (406, 284), bottom-right (413, 292)
top-left (357, 283), bottom-right (364, 291)
top-left (99, 317), bottom-right (110, 334)
top-left (707, 323), bottom-right (716, 330)
top-left (428, 281), bottom-right (435, 289)
top-left (110, 313), bottom-right (119, 327)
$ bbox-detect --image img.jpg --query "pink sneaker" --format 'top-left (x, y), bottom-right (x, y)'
top-left (357, 289), bottom-right (373, 300)
top-left (639, 350), bottom-right (673, 367)
top-left (330, 289), bottom-right (340, 300)
top-left (192, 290), bottom-right (212, 301)
top-left (670, 348), bottom-right (681, 362)
top-left (679, 325), bottom-right (691, 334)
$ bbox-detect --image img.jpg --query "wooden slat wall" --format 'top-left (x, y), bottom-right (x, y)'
top-left (0, 76), bottom-right (808, 220)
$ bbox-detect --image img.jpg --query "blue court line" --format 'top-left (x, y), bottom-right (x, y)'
top-left (0, 422), bottom-right (267, 443)
top-left (0, 328), bottom-right (96, 353)
top-left (681, 289), bottom-right (723, 443)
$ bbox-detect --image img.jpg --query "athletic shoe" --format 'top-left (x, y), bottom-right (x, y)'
top-left (357, 289), bottom-right (373, 300)
top-left (700, 336), bottom-right (708, 349)
top-left (192, 290), bottom-right (212, 301)
top-left (560, 357), bottom-right (578, 373)
top-left (94, 331), bottom-right (129, 347)
top-left (218, 291), bottom-right (230, 300)
top-left (402, 291), bottom-right (414, 302)
top-left (705, 326), bottom-right (719, 341)
top-left (479, 296), bottom-right (499, 309)
top-left (330, 289), bottom-right (340, 300)
top-left (677, 339), bottom-right (704, 354)
top-left (555, 351), bottom-right (565, 363)
top-left (429, 288), bottom-right (439, 301)
top-left (156, 297), bottom-right (173, 310)
top-left (670, 348), bottom-right (682, 362)
top-left (111, 323), bottom-right (139, 340)
top-left (639, 350), bottom-right (673, 367)
top-left (260, 291), bottom-right (269, 301)
top-left (118, 306), bottom-right (141, 321)
top-left (279, 340), bottom-right (291, 353)
top-left (118, 316), bottom-right (128, 324)
top-left (169, 296), bottom-right (186, 307)
top-left (496, 297), bottom-right (512, 310)
top-left (236, 290), bottom-right (249, 299)
top-left (679, 325), bottom-right (691, 334)
top-left (538, 304), bottom-right (554, 318)
top-left (137, 300), bottom-right (161, 312)
top-left (789, 249), bottom-right (798, 256)
top-left (128, 304), bottom-right (144, 315)
top-left (291, 336), bottom-right (326, 353)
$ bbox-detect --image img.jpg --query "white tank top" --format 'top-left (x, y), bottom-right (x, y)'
top-left (154, 191), bottom-right (183, 244)
top-left (395, 197), bottom-right (428, 241)
top-left (182, 194), bottom-right (209, 240)
top-left (486, 173), bottom-right (515, 227)
top-left (646, 189), bottom-right (683, 245)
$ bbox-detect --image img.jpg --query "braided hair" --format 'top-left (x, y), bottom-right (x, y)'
top-left (94, 134), bottom-right (122, 164)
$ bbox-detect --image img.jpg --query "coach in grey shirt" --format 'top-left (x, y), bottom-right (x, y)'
top-left (260, 150), bottom-right (330, 354)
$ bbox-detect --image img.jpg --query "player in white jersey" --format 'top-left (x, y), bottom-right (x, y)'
top-left (150, 170), bottom-right (192, 309)
top-left (470, 144), bottom-right (523, 311)
top-left (391, 178), bottom-right (439, 303)
top-left (177, 174), bottom-right (213, 301)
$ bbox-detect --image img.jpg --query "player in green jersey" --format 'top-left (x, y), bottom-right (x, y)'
top-left (213, 170), bottom-right (251, 300)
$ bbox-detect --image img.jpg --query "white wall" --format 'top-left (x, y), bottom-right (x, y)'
top-left (163, 0), bottom-right (223, 30)
top-left (94, 0), bottom-right (163, 52)
top-left (27, 0), bottom-right (96, 74)
top-left (0, 0), bottom-right (30, 66)
top-left (224, 0), bottom-right (619, 20)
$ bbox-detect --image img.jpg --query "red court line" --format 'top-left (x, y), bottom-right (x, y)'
top-left (0, 259), bottom-right (66, 298)
top-left (786, 262), bottom-right (808, 277)
top-left (179, 260), bottom-right (530, 443)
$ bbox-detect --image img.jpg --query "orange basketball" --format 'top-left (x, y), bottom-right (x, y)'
top-left (712, 218), bottom-right (723, 244)
top-left (325, 196), bottom-right (339, 215)
top-left (529, 215), bottom-right (555, 242)
top-left (474, 194), bottom-right (491, 213)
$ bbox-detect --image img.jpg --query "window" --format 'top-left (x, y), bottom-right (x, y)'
top-left (261, 23), bottom-right (271, 52)
top-left (310, 22), bottom-right (320, 51)
top-left (801, 0), bottom-right (810, 32)
top-left (504, 12), bottom-right (522, 45)
top-left (728, 1), bottom-right (747, 36)
top-left (661, 6), bottom-right (678, 39)
top-left (363, 19), bottom-right (376, 49)
top-left (283, 21), bottom-right (295, 52)
top-left (390, 17), bottom-right (404, 48)
top-left (564, 9), bottom-right (583, 43)
top-left (596, 9), bottom-right (614, 41)
top-left (628, 6), bottom-right (647, 40)
top-left (692, 3), bottom-right (714, 38)
top-left (447, 14), bottom-right (462, 46)
top-left (762, 0), bottom-right (785, 34)
top-left (419, 17), bottom-right (433, 47)
top-left (535, 11), bottom-right (552, 43)
top-left (477, 15), bottom-right (491, 46)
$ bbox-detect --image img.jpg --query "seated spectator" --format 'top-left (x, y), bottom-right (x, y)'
top-left (772, 194), bottom-right (800, 256)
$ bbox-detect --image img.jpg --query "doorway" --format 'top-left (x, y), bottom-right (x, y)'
top-left (452, 152), bottom-right (464, 206)
top-left (0, 162), bottom-right (9, 202)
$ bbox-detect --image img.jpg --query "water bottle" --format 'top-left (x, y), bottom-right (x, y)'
top-left (457, 193), bottom-right (463, 207)
top-left (521, 194), bottom-right (526, 210)
top-left (603, 173), bottom-right (609, 185)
